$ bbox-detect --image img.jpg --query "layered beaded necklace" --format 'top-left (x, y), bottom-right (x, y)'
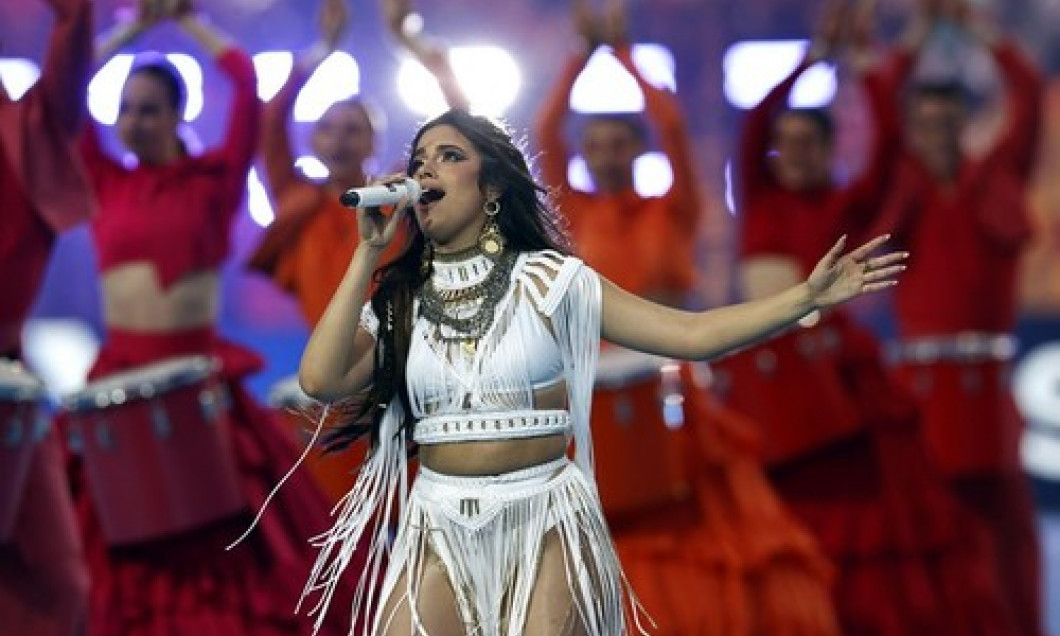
top-left (417, 248), bottom-right (517, 356)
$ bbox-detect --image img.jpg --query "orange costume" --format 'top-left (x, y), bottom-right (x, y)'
top-left (247, 62), bottom-right (404, 501)
top-left (535, 44), bottom-right (840, 636)
top-left (248, 62), bottom-right (404, 327)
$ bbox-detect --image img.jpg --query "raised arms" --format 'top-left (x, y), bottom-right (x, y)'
top-left (382, 0), bottom-right (470, 111)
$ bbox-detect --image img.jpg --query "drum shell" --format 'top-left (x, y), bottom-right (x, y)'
top-left (0, 401), bottom-right (44, 542)
top-left (591, 364), bottom-right (694, 522)
top-left (713, 327), bottom-right (862, 466)
top-left (269, 375), bottom-right (363, 503)
top-left (66, 371), bottom-right (246, 546)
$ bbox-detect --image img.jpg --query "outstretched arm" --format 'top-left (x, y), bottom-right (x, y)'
top-left (737, 1), bottom-right (846, 207)
top-left (604, 0), bottom-right (699, 225)
top-left (382, 0), bottom-right (469, 110)
top-left (83, 0), bottom-right (152, 182)
top-left (605, 235), bottom-right (906, 359)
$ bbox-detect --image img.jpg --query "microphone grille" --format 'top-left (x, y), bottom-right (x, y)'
top-left (339, 190), bottom-right (361, 208)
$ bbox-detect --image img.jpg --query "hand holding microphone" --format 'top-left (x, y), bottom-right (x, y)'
top-left (340, 178), bottom-right (422, 209)
top-left (347, 175), bottom-right (418, 250)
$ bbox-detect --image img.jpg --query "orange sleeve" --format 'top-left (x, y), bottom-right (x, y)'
top-left (261, 60), bottom-right (318, 218)
top-left (613, 44), bottom-right (700, 234)
top-left (533, 50), bottom-right (591, 194)
top-left (421, 50), bottom-right (470, 111)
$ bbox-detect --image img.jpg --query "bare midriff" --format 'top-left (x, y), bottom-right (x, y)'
top-left (101, 264), bottom-right (219, 331)
top-left (417, 380), bottom-right (570, 476)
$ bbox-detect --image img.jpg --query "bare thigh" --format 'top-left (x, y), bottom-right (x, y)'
top-left (522, 530), bottom-right (589, 636)
top-left (378, 547), bottom-right (464, 636)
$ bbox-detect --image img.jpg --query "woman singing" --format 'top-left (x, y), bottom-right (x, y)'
top-left (297, 109), bottom-right (906, 636)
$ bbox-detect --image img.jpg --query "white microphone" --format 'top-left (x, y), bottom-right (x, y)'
top-left (340, 178), bottom-right (422, 209)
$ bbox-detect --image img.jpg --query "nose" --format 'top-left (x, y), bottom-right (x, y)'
top-left (413, 163), bottom-right (434, 181)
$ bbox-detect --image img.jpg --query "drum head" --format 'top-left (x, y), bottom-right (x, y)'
top-left (0, 360), bottom-right (45, 401)
top-left (268, 374), bottom-right (317, 408)
top-left (63, 355), bottom-right (217, 411)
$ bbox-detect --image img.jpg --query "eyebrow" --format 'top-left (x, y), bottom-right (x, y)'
top-left (412, 142), bottom-right (465, 159)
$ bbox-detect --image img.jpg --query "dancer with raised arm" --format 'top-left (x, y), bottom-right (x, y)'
top-left (0, 0), bottom-right (94, 634)
top-left (875, 0), bottom-right (1046, 632)
top-left (720, 1), bottom-right (1015, 633)
top-left (248, 0), bottom-right (471, 503)
top-left (67, 1), bottom-right (358, 634)
top-left (534, 2), bottom-right (839, 634)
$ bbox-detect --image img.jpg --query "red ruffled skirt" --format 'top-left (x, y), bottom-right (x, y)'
top-left (714, 315), bottom-right (1015, 636)
top-left (67, 327), bottom-right (363, 636)
top-left (896, 360), bottom-right (1044, 636)
top-left (593, 362), bottom-right (841, 636)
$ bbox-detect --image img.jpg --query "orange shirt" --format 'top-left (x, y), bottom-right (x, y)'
top-left (248, 64), bottom-right (404, 326)
top-left (534, 45), bottom-right (700, 299)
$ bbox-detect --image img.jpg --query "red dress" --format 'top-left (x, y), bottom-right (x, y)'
top-left (0, 2), bottom-right (94, 634)
top-left (535, 45), bottom-right (841, 636)
top-left (718, 53), bottom-right (1014, 636)
top-left (74, 48), bottom-right (362, 636)
top-left (873, 42), bottom-right (1045, 636)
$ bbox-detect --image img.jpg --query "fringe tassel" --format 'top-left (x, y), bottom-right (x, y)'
top-left (226, 403), bottom-right (333, 551)
top-left (300, 401), bottom-right (409, 635)
top-left (379, 460), bottom-right (650, 636)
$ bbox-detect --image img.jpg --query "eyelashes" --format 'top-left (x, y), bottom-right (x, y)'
top-left (409, 147), bottom-right (467, 173)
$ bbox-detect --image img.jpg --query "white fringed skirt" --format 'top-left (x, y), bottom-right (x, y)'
top-left (374, 456), bottom-right (639, 636)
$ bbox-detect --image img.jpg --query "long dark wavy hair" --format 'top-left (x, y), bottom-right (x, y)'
top-left (324, 109), bottom-right (571, 452)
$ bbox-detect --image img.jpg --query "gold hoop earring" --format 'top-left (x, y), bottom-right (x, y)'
top-left (478, 200), bottom-right (505, 259)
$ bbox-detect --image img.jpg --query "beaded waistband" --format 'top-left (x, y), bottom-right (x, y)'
top-left (413, 409), bottom-right (572, 445)
top-left (417, 456), bottom-right (571, 488)
top-left (892, 333), bottom-right (1017, 365)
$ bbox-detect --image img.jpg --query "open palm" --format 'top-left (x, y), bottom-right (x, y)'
top-left (807, 234), bottom-right (908, 309)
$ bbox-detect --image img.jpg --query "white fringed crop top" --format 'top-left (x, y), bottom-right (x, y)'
top-left (359, 250), bottom-right (599, 446)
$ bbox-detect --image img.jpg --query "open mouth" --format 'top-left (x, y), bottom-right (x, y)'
top-left (419, 188), bottom-right (445, 205)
